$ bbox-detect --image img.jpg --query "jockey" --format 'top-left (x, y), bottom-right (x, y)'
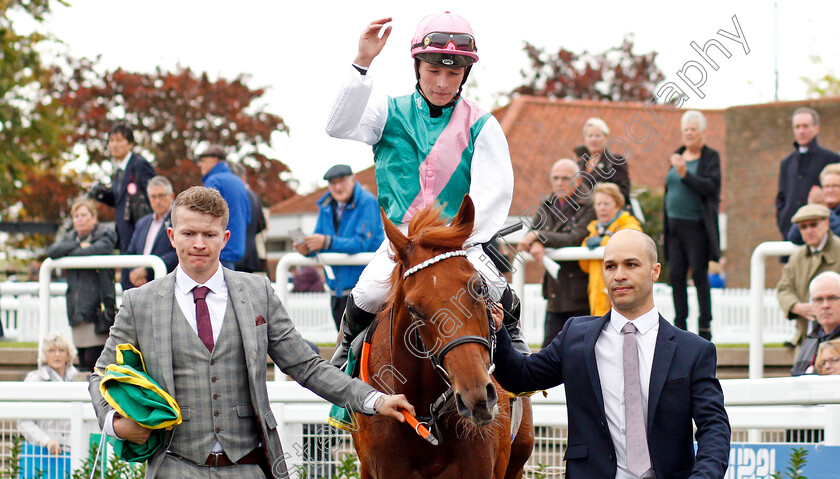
top-left (326, 12), bottom-right (530, 366)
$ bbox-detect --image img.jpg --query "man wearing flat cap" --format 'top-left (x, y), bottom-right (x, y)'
top-left (778, 204), bottom-right (840, 348)
top-left (196, 144), bottom-right (251, 269)
top-left (294, 165), bottom-right (383, 331)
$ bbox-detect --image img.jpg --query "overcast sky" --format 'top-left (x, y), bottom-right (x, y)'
top-left (38, 0), bottom-right (839, 195)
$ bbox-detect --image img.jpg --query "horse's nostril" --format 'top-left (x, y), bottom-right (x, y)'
top-left (486, 383), bottom-right (498, 410)
top-left (455, 392), bottom-right (473, 418)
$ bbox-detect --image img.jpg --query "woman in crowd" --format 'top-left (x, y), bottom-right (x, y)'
top-left (816, 339), bottom-right (840, 375)
top-left (573, 117), bottom-right (631, 208)
top-left (46, 198), bottom-right (117, 372)
top-left (663, 110), bottom-right (722, 341)
top-left (579, 182), bottom-right (641, 316)
top-left (18, 332), bottom-right (78, 478)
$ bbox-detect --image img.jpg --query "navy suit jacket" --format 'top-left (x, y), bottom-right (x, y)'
top-left (494, 313), bottom-right (730, 479)
top-left (121, 211), bottom-right (177, 291)
top-left (97, 152), bottom-right (156, 252)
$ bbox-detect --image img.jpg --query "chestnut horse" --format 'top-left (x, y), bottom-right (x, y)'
top-left (351, 196), bottom-right (534, 478)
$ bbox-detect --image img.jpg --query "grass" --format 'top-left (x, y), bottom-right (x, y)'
top-left (0, 341), bottom-right (39, 348)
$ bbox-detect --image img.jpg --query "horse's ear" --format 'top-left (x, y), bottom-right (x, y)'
top-left (382, 208), bottom-right (409, 263)
top-left (451, 194), bottom-right (475, 231)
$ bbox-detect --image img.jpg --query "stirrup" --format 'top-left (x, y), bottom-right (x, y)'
top-left (330, 295), bottom-right (376, 367)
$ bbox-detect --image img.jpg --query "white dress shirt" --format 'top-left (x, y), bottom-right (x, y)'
top-left (173, 265), bottom-right (227, 345)
top-left (594, 307), bottom-right (660, 479)
top-left (117, 152), bottom-right (131, 171)
top-left (142, 215), bottom-right (166, 256)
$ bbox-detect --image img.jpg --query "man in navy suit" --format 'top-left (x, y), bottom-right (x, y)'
top-left (92, 124), bottom-right (156, 253)
top-left (121, 176), bottom-right (178, 291)
top-left (494, 229), bottom-right (730, 478)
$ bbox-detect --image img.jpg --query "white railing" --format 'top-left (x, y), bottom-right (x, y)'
top-left (273, 252), bottom-right (376, 306)
top-left (510, 247), bottom-right (606, 301)
top-left (749, 242), bottom-right (799, 379)
top-left (37, 255), bottom-right (166, 350)
top-left (0, 244), bottom-right (800, 374)
top-left (1, 376), bottom-right (839, 477)
top-left (6, 283), bottom-right (790, 347)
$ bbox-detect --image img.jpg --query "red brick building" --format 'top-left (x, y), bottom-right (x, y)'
top-left (270, 95), bottom-right (840, 287)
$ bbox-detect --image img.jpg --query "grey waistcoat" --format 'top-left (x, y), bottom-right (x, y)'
top-left (168, 296), bottom-right (260, 464)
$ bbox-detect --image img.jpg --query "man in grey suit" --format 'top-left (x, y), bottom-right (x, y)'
top-left (89, 186), bottom-right (413, 478)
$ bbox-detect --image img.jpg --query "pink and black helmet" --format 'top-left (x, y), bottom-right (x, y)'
top-left (410, 12), bottom-right (478, 67)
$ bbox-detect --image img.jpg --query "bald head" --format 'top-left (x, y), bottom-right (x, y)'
top-left (550, 158), bottom-right (580, 197)
top-left (552, 158), bottom-right (579, 173)
top-left (602, 229), bottom-right (661, 319)
top-left (606, 229), bottom-right (658, 264)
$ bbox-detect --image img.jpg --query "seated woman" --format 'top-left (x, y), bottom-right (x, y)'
top-left (816, 339), bottom-right (840, 375)
top-left (18, 332), bottom-right (79, 478)
top-left (579, 182), bottom-right (642, 316)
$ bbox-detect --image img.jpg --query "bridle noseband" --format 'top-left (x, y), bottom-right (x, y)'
top-left (401, 249), bottom-right (496, 386)
top-left (395, 248), bottom-right (500, 445)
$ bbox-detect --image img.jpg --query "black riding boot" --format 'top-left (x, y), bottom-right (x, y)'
top-left (500, 287), bottom-right (531, 355)
top-left (330, 294), bottom-right (377, 368)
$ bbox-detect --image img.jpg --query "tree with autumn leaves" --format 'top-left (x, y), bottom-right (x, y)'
top-left (0, 0), bottom-right (75, 220)
top-left (509, 35), bottom-right (665, 102)
top-left (56, 62), bottom-right (296, 207)
top-left (2, 0), bottom-right (296, 231)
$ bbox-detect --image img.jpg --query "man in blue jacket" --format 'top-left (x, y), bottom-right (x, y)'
top-left (196, 144), bottom-right (251, 269)
top-left (295, 165), bottom-right (384, 331)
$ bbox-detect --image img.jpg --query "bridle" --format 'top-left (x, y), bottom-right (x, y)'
top-left (402, 249), bottom-right (496, 381)
top-left (399, 249), bottom-right (498, 442)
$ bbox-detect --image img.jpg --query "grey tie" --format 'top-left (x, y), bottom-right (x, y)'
top-left (622, 322), bottom-right (651, 476)
top-left (114, 168), bottom-right (124, 192)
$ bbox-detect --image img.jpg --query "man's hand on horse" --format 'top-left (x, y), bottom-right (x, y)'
top-left (490, 303), bottom-right (504, 331)
top-left (374, 394), bottom-right (415, 421)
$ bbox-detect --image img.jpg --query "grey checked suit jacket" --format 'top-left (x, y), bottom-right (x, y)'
top-left (89, 268), bottom-right (376, 478)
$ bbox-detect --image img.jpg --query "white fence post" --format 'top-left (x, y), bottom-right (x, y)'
top-left (69, 401), bottom-right (85, 472)
top-left (38, 255), bottom-right (167, 352)
top-left (749, 242), bottom-right (798, 379)
top-left (825, 404), bottom-right (840, 446)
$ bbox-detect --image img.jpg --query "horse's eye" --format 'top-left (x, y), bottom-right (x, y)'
top-left (407, 306), bottom-right (421, 318)
top-left (471, 281), bottom-right (488, 300)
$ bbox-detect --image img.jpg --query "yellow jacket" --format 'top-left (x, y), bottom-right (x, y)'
top-left (579, 212), bottom-right (642, 316)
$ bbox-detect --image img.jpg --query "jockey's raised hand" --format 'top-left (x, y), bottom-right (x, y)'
top-left (355, 17), bottom-right (393, 68)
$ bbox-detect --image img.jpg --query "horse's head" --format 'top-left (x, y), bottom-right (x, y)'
top-left (384, 195), bottom-right (498, 427)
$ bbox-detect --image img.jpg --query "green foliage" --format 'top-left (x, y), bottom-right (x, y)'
top-left (771, 447), bottom-right (809, 479)
top-left (528, 463), bottom-right (548, 479)
top-left (802, 56), bottom-right (840, 98)
top-left (0, 0), bottom-right (75, 214)
top-left (292, 463), bottom-right (308, 479)
top-left (69, 448), bottom-right (145, 479)
top-left (335, 452), bottom-right (361, 479)
top-left (634, 188), bottom-right (667, 280)
top-left (3, 434), bottom-right (24, 478)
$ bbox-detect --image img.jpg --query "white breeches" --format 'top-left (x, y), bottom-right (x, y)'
top-left (351, 234), bottom-right (508, 314)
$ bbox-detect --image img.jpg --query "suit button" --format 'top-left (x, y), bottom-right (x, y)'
top-left (608, 453), bottom-right (615, 462)
top-left (599, 421), bottom-right (606, 429)
top-left (214, 411), bottom-right (220, 417)
top-left (210, 360), bottom-right (216, 365)
top-left (211, 377), bottom-right (217, 382)
top-left (215, 427), bottom-right (221, 433)
top-left (213, 394), bottom-right (219, 400)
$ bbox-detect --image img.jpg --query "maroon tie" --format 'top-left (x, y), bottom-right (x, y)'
top-left (192, 286), bottom-right (214, 352)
